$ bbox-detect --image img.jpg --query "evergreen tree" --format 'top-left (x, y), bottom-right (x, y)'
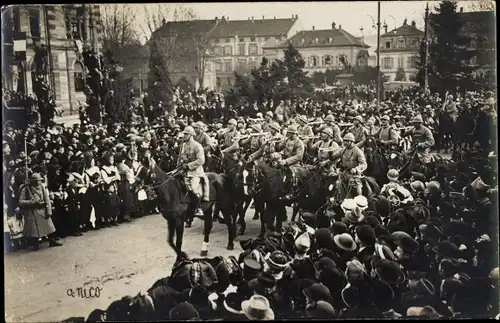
top-left (226, 72), bottom-right (254, 106)
top-left (279, 43), bottom-right (313, 100)
top-left (147, 39), bottom-right (173, 111)
top-left (427, 1), bottom-right (476, 93)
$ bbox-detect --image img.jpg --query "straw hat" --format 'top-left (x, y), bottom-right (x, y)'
top-left (241, 295), bottom-right (275, 320)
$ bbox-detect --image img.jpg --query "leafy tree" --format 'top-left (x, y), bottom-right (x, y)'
top-left (395, 67), bottom-right (407, 81)
top-left (427, 1), bottom-right (476, 93)
top-left (147, 39), bottom-right (173, 111)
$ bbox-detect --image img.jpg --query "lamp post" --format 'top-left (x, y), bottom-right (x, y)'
top-left (424, 2), bottom-right (429, 91)
top-left (376, 1), bottom-right (381, 110)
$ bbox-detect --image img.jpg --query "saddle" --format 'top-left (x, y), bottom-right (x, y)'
top-left (170, 258), bottom-right (218, 291)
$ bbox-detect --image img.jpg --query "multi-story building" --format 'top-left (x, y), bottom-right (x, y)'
top-left (263, 22), bottom-right (370, 74)
top-left (151, 15), bottom-right (302, 92)
top-left (379, 19), bottom-right (423, 81)
top-left (2, 4), bottom-right (103, 116)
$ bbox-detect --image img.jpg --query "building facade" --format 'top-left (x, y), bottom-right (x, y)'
top-left (379, 19), bottom-right (423, 82)
top-left (151, 15), bottom-right (302, 92)
top-left (263, 22), bottom-right (370, 74)
top-left (2, 4), bottom-right (103, 116)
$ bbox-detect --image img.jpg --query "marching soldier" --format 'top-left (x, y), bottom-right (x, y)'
top-left (274, 124), bottom-right (305, 167)
top-left (321, 133), bottom-right (367, 197)
top-left (177, 126), bottom-right (209, 218)
top-left (324, 114), bottom-right (343, 146)
top-left (249, 122), bottom-right (283, 162)
top-left (401, 115), bottom-right (435, 164)
top-left (310, 127), bottom-right (339, 162)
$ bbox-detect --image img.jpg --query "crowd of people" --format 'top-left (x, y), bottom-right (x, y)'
top-left (3, 81), bottom-right (499, 320)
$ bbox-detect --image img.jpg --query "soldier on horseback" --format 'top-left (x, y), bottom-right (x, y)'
top-left (401, 115), bottom-right (435, 164)
top-left (310, 127), bottom-right (339, 162)
top-left (297, 115), bottom-right (314, 143)
top-left (178, 126), bottom-right (209, 218)
top-left (350, 116), bottom-right (369, 146)
top-left (274, 124), bottom-right (305, 167)
top-left (320, 133), bottom-right (367, 197)
top-left (221, 118), bottom-right (241, 159)
top-left (241, 124), bottom-right (266, 154)
top-left (248, 122), bottom-right (283, 163)
top-left (324, 114), bottom-right (343, 145)
top-left (193, 122), bottom-right (213, 154)
top-left (377, 115), bottom-right (399, 150)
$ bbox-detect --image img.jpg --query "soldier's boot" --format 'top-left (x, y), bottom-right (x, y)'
top-left (193, 195), bottom-right (205, 219)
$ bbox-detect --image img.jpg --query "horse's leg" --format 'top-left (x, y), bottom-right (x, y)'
top-left (291, 202), bottom-right (299, 222)
top-left (276, 203), bottom-right (287, 234)
top-left (237, 200), bottom-right (247, 236)
top-left (165, 215), bottom-right (179, 257)
top-left (201, 206), bottom-right (214, 257)
top-left (258, 202), bottom-right (267, 238)
top-left (174, 218), bottom-right (187, 260)
top-left (221, 205), bottom-right (235, 250)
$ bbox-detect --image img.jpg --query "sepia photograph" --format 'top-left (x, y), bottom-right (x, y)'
top-left (2, 1), bottom-right (498, 321)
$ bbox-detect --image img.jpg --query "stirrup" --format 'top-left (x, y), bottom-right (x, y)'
top-left (194, 208), bottom-right (204, 217)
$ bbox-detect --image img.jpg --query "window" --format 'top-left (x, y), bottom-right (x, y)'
top-left (226, 77), bottom-right (232, 87)
top-left (407, 56), bottom-right (417, 69)
top-left (214, 60), bottom-right (222, 72)
top-left (223, 59), bottom-right (232, 72)
top-left (309, 56), bottom-right (318, 67)
top-left (237, 59), bottom-right (247, 70)
top-left (74, 62), bottom-right (85, 92)
top-left (214, 46), bottom-right (222, 55)
top-left (398, 57), bottom-right (404, 68)
top-left (214, 39), bottom-right (220, 43)
top-left (249, 44), bottom-right (258, 55)
top-left (398, 38), bottom-right (405, 49)
top-left (250, 37), bottom-right (256, 41)
top-left (13, 7), bottom-right (20, 32)
top-left (328, 37), bottom-right (333, 43)
top-left (216, 77), bottom-right (221, 88)
top-left (223, 46), bottom-right (232, 56)
top-left (314, 38), bottom-right (319, 44)
top-left (324, 55), bottom-right (332, 66)
top-left (29, 9), bottom-right (41, 39)
top-left (225, 38), bottom-right (230, 43)
top-left (382, 57), bottom-right (393, 69)
top-left (248, 58), bottom-right (256, 68)
top-left (385, 41), bottom-right (391, 49)
top-left (470, 56), bottom-right (478, 65)
top-left (238, 44), bottom-right (245, 55)
top-left (75, 6), bottom-right (86, 40)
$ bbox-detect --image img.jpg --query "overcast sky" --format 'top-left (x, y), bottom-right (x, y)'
top-left (135, 1), bottom-right (480, 41)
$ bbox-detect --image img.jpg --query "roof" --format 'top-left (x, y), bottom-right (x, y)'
top-left (382, 21), bottom-right (424, 37)
top-left (208, 17), bottom-right (297, 38)
top-left (152, 19), bottom-right (218, 39)
top-left (265, 28), bottom-right (369, 49)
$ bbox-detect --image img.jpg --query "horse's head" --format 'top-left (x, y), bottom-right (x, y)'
top-left (388, 150), bottom-right (405, 169)
top-left (240, 161), bottom-right (259, 196)
top-left (136, 155), bottom-right (157, 184)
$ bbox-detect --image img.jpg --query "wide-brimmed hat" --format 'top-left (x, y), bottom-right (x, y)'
top-left (295, 232), bottom-right (311, 253)
top-left (375, 259), bottom-right (404, 285)
top-left (341, 198), bottom-right (356, 213)
top-left (343, 133), bottom-right (355, 141)
top-left (333, 233), bottom-right (357, 251)
top-left (345, 210), bottom-right (364, 224)
top-left (241, 295), bottom-right (275, 320)
top-left (408, 278), bottom-right (436, 297)
top-left (287, 124), bottom-right (299, 134)
top-left (305, 300), bottom-right (336, 318)
top-left (297, 115), bottom-right (308, 124)
top-left (353, 195), bottom-right (368, 210)
top-left (269, 122), bottom-right (281, 132)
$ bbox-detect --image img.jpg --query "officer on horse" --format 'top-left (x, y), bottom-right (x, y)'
top-left (401, 115), bottom-right (435, 164)
top-left (177, 126), bottom-right (210, 218)
top-left (321, 133), bottom-right (367, 198)
top-left (274, 124), bottom-right (305, 167)
top-left (377, 115), bottom-right (399, 150)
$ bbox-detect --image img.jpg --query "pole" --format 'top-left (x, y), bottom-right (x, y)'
top-left (43, 5), bottom-right (56, 99)
top-left (24, 131), bottom-right (29, 183)
top-left (376, 1), bottom-right (381, 110)
top-left (424, 2), bottom-right (429, 91)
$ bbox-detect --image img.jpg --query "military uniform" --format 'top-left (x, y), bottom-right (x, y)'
top-left (329, 144), bottom-right (367, 196)
top-left (404, 125), bottom-right (435, 163)
top-left (222, 129), bottom-right (241, 159)
top-left (378, 125), bottom-right (399, 147)
top-left (177, 137), bottom-right (209, 201)
top-left (311, 138), bottom-right (339, 160)
top-left (351, 125), bottom-right (368, 144)
top-left (195, 131), bottom-right (213, 153)
top-left (276, 137), bottom-right (305, 166)
top-left (330, 123), bottom-right (343, 145)
top-left (250, 134), bottom-right (284, 162)
top-left (298, 124), bottom-right (314, 138)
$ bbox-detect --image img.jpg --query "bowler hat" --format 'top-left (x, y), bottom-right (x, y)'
top-left (333, 233), bottom-right (357, 251)
top-left (329, 222), bottom-right (348, 235)
top-left (355, 225), bottom-right (376, 246)
top-left (223, 292), bottom-right (245, 315)
top-left (303, 283), bottom-right (332, 302)
top-left (169, 302), bottom-right (200, 320)
top-left (375, 259), bottom-right (404, 285)
top-left (305, 300), bottom-right (336, 318)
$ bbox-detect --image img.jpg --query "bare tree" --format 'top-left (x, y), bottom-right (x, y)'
top-left (101, 4), bottom-right (140, 56)
top-left (140, 4), bottom-right (196, 43)
top-left (468, 0), bottom-right (495, 11)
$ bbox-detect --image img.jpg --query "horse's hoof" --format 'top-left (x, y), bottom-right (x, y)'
top-left (227, 244), bottom-right (234, 251)
top-left (185, 222), bottom-right (192, 228)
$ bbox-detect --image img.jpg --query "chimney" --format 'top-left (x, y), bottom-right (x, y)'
top-left (411, 20), bottom-right (416, 27)
top-left (162, 18), bottom-right (166, 26)
top-left (262, 15), bottom-right (264, 20)
top-left (251, 16), bottom-right (254, 23)
top-left (384, 25), bottom-right (388, 33)
top-left (312, 25), bottom-right (315, 30)
top-left (403, 18), bottom-right (407, 26)
top-left (331, 22), bottom-right (336, 29)
top-left (338, 24), bottom-right (342, 30)
top-left (460, 7), bottom-right (463, 13)
top-left (274, 16), bottom-right (276, 19)
top-left (215, 16), bottom-right (219, 23)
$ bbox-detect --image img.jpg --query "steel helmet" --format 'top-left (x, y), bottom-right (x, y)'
top-left (322, 127), bottom-right (333, 137)
top-left (387, 169), bottom-right (399, 181)
top-left (183, 126), bottom-right (196, 136)
top-left (297, 115), bottom-right (308, 124)
top-left (251, 123), bottom-right (262, 133)
top-left (381, 115), bottom-right (390, 121)
top-left (228, 118), bottom-right (237, 126)
top-left (325, 114), bottom-right (335, 122)
top-left (269, 122), bottom-right (281, 132)
top-left (425, 181), bottom-right (441, 191)
top-left (354, 115), bottom-right (364, 123)
top-left (266, 111), bottom-right (274, 117)
top-left (343, 133), bottom-right (355, 142)
top-left (287, 124), bottom-right (299, 134)
top-left (411, 115), bottom-right (424, 123)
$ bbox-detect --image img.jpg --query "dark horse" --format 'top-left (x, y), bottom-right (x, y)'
top-left (437, 112), bottom-right (457, 153)
top-left (136, 156), bottom-right (236, 258)
top-left (362, 136), bottom-right (390, 186)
